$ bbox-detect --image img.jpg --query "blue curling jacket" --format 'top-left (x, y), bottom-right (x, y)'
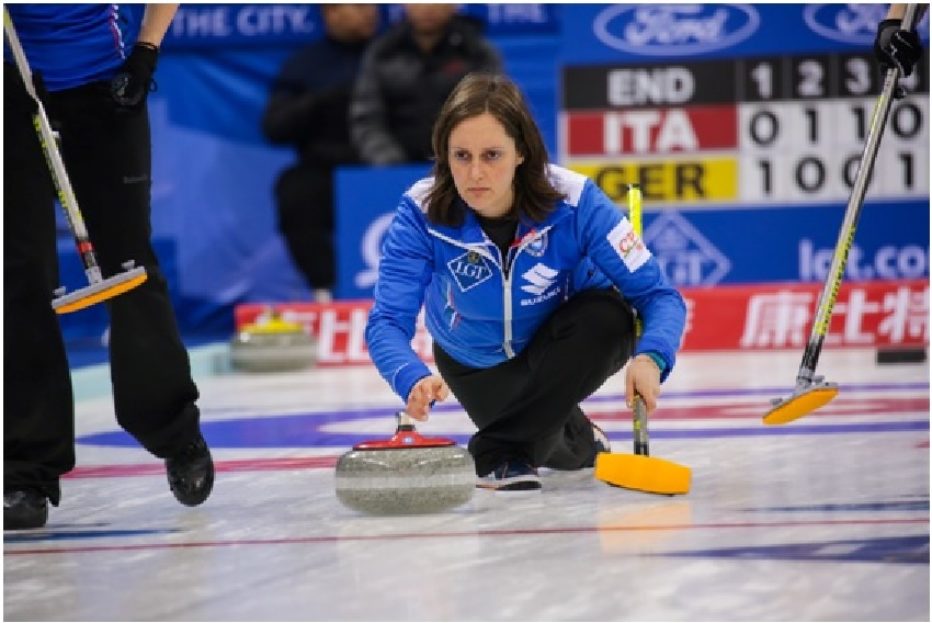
top-left (5, 4), bottom-right (144, 91)
top-left (366, 164), bottom-right (687, 404)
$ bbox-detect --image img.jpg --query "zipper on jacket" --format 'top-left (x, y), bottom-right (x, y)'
top-left (502, 245), bottom-right (517, 276)
top-left (500, 235), bottom-right (522, 358)
top-left (500, 225), bottom-right (555, 358)
top-left (502, 267), bottom-right (515, 358)
top-left (500, 233), bottom-right (529, 358)
top-left (478, 240), bottom-right (516, 358)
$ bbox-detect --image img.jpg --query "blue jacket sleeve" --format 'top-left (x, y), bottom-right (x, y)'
top-left (575, 181), bottom-right (687, 381)
top-left (364, 198), bottom-right (435, 402)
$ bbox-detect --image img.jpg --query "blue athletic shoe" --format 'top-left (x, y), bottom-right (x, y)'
top-left (478, 459), bottom-right (542, 491)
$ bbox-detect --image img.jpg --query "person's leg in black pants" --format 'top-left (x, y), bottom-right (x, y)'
top-left (46, 84), bottom-right (204, 460)
top-left (274, 163), bottom-right (335, 292)
top-left (3, 63), bottom-right (74, 526)
top-left (434, 289), bottom-right (635, 477)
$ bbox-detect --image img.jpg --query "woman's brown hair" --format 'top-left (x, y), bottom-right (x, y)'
top-left (424, 73), bottom-right (565, 226)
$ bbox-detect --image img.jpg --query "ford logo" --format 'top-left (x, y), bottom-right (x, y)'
top-left (593, 4), bottom-right (760, 56)
top-left (803, 4), bottom-right (923, 45)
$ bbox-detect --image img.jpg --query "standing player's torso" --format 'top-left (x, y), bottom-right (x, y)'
top-left (6, 4), bottom-right (142, 91)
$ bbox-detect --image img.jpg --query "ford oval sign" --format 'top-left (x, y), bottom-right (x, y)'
top-left (594, 4), bottom-right (760, 56)
top-left (803, 4), bottom-right (891, 45)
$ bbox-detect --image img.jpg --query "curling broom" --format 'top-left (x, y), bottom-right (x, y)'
top-left (4, 8), bottom-right (147, 314)
top-left (594, 184), bottom-right (691, 495)
top-left (763, 4), bottom-right (921, 426)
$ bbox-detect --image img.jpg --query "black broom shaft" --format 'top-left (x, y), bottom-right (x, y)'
top-left (633, 397), bottom-right (649, 456)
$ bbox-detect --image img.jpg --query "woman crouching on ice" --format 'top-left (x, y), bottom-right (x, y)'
top-left (365, 73), bottom-right (686, 491)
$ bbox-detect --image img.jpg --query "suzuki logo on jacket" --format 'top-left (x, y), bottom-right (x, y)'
top-left (520, 262), bottom-right (562, 306)
top-left (520, 263), bottom-right (559, 295)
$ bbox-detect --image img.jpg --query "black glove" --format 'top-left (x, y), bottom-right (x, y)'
top-left (874, 18), bottom-right (921, 78)
top-left (110, 42), bottom-right (159, 109)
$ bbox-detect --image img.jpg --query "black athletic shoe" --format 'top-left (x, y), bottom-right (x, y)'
top-left (585, 419), bottom-right (612, 467)
top-left (4, 489), bottom-right (48, 530)
top-left (592, 420), bottom-right (612, 454)
top-left (477, 460), bottom-right (542, 491)
top-left (165, 433), bottom-right (214, 507)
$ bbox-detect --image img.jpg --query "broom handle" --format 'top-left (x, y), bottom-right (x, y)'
top-left (397, 410), bottom-right (415, 431)
top-left (627, 184), bottom-right (650, 457)
top-left (632, 396), bottom-right (649, 456)
top-left (795, 3), bottom-right (920, 387)
top-left (3, 7), bottom-right (104, 285)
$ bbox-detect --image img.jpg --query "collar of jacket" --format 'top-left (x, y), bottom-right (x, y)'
top-left (426, 197), bottom-right (572, 246)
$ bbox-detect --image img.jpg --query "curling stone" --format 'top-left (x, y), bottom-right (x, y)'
top-left (335, 412), bottom-right (475, 515)
top-left (229, 310), bottom-right (317, 372)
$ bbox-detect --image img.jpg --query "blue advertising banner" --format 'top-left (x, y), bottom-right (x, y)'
top-left (334, 165), bottom-right (431, 299)
top-left (163, 4), bottom-right (559, 49)
top-left (641, 200), bottom-right (929, 287)
top-left (164, 4), bottom-right (322, 49)
top-left (559, 4), bottom-right (930, 63)
top-left (395, 4), bottom-right (560, 35)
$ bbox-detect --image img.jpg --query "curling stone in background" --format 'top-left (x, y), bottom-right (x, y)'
top-left (229, 309), bottom-right (317, 372)
top-left (335, 411), bottom-right (475, 515)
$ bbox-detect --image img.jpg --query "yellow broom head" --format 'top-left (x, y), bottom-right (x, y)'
top-left (594, 452), bottom-right (692, 495)
top-left (53, 267), bottom-right (147, 314)
top-left (762, 385), bottom-right (839, 426)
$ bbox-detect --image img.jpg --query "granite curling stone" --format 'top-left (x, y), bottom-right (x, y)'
top-left (230, 311), bottom-right (317, 372)
top-left (335, 412), bottom-right (476, 515)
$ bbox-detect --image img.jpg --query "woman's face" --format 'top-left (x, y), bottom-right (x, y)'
top-left (448, 112), bottom-right (524, 219)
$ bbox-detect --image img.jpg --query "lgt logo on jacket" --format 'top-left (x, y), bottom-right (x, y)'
top-left (447, 251), bottom-right (493, 292)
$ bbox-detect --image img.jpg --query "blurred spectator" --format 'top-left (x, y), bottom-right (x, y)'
top-left (350, 4), bottom-right (502, 165)
top-left (262, 4), bottom-right (379, 302)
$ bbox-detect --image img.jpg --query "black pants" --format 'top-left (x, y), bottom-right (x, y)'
top-left (434, 289), bottom-right (635, 476)
top-left (3, 64), bottom-right (201, 504)
top-left (274, 162), bottom-right (335, 290)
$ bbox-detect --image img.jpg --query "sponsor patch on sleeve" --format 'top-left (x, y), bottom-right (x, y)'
top-left (606, 219), bottom-right (651, 272)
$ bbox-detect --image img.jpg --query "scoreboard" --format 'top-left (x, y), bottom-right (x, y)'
top-left (556, 3), bottom-right (929, 288)
top-left (560, 50), bottom-right (930, 207)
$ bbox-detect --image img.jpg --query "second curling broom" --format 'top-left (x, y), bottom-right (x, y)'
top-left (4, 8), bottom-right (147, 313)
top-left (763, 4), bottom-right (922, 426)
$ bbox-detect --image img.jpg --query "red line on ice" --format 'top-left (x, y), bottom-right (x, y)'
top-left (6, 518), bottom-right (928, 556)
